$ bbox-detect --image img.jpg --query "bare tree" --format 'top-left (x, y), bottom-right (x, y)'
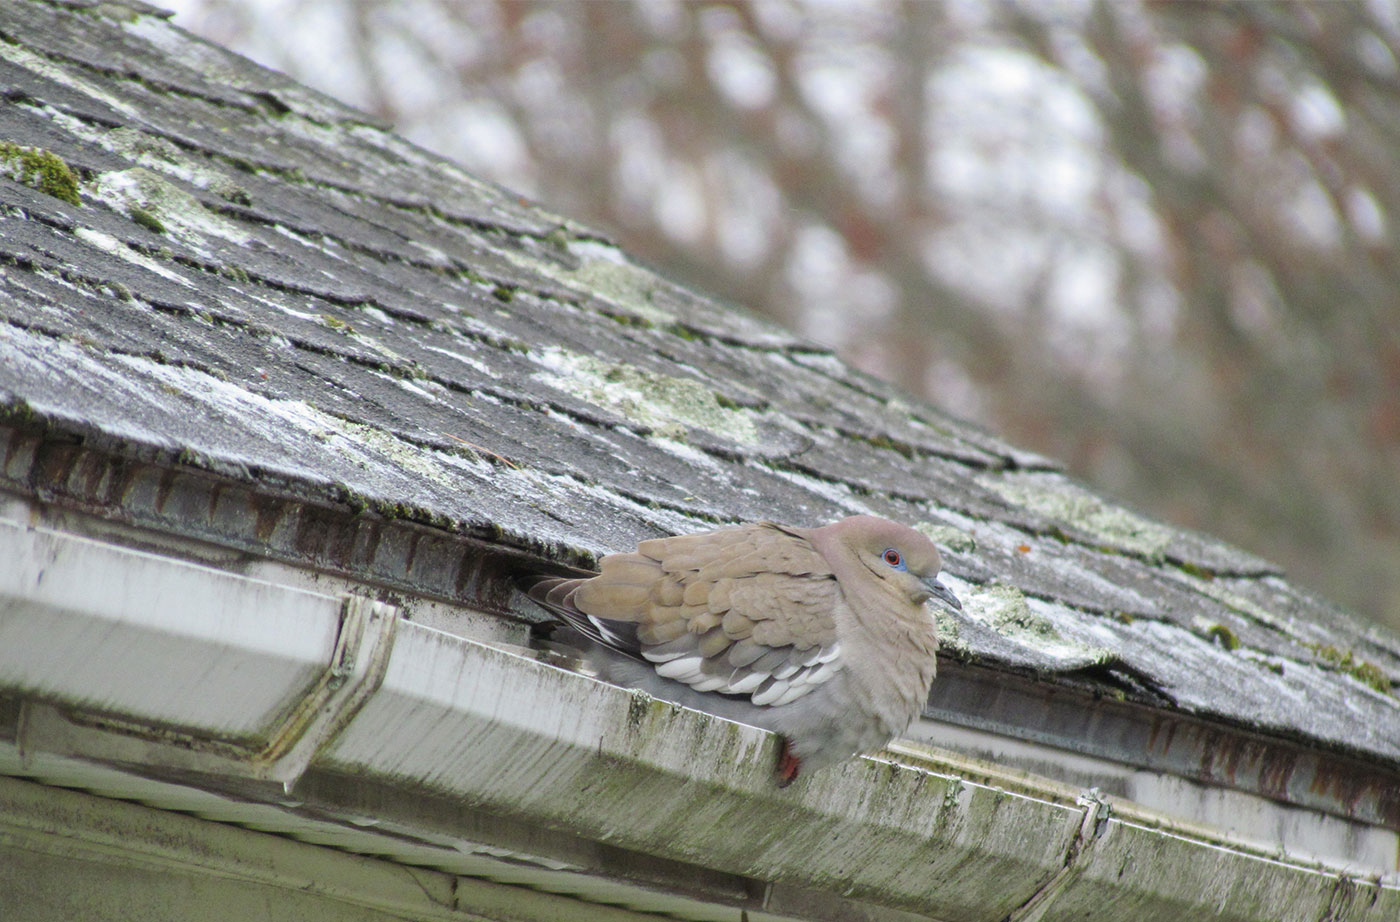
top-left (169, 0), bottom-right (1400, 631)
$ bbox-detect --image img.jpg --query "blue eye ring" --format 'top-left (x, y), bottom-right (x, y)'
top-left (882, 548), bottom-right (906, 570)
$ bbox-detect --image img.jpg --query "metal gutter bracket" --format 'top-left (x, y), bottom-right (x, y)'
top-left (1005, 787), bottom-right (1114, 922)
top-left (253, 595), bottom-right (400, 790)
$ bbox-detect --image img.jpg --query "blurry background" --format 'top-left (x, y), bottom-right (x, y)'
top-left (161, 0), bottom-right (1400, 632)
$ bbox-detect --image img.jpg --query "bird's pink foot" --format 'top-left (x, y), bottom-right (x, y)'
top-left (776, 738), bottom-right (801, 787)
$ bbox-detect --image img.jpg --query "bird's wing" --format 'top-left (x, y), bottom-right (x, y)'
top-left (531, 523), bottom-right (845, 707)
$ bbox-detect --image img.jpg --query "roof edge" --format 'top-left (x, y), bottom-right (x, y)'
top-left (5, 419), bottom-right (1398, 830)
top-left (1, 512), bottom-right (1396, 920)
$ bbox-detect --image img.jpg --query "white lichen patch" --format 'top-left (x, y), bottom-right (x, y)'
top-left (0, 41), bottom-right (137, 118)
top-left (423, 343), bottom-right (495, 377)
top-left (524, 469), bottom-right (717, 549)
top-left (533, 346), bottom-right (758, 445)
top-left (934, 606), bottom-right (967, 654)
top-left (925, 571), bottom-right (976, 654)
top-left (916, 521), bottom-right (977, 554)
top-left (645, 434), bottom-right (727, 472)
top-left (273, 110), bottom-right (357, 152)
top-left (761, 465), bottom-right (875, 518)
top-left (113, 353), bottom-right (475, 485)
top-left (351, 124), bottom-right (579, 223)
top-left (324, 318), bottom-right (416, 370)
top-left (947, 508), bottom-right (1163, 614)
top-left (92, 168), bottom-right (250, 246)
top-left (346, 124), bottom-right (465, 177)
top-left (301, 406), bottom-right (491, 489)
top-left (121, 12), bottom-right (248, 88)
top-left (499, 237), bottom-right (678, 327)
top-left (70, 122), bottom-right (253, 205)
top-left (986, 472), bottom-right (1175, 561)
top-left (966, 584), bottom-right (1050, 639)
top-left (959, 583), bottom-right (1116, 665)
top-left (407, 240), bottom-right (455, 271)
top-left (564, 240), bottom-right (678, 325)
top-left (73, 226), bottom-right (193, 287)
top-left (454, 312), bottom-right (520, 344)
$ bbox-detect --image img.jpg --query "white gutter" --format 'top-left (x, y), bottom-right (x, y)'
top-left (0, 516), bottom-right (343, 737)
top-left (1, 515), bottom-right (1396, 921)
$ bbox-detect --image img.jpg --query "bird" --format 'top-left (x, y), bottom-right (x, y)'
top-left (527, 515), bottom-right (961, 786)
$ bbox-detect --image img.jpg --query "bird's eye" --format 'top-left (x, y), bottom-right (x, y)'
top-left (882, 548), bottom-right (904, 569)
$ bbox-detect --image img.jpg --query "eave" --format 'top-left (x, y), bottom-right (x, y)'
top-left (6, 421), bottom-right (1397, 837)
top-left (3, 501), bottom-right (1395, 922)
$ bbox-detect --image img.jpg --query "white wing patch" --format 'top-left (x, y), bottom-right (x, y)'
top-left (642, 633), bottom-right (842, 707)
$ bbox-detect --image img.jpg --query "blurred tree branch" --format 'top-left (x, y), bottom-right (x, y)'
top-left (173, 0), bottom-right (1400, 630)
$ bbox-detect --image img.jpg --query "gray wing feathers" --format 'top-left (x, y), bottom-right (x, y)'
top-left (531, 523), bottom-right (846, 708)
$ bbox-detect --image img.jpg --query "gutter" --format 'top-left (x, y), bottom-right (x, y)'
top-left (2, 514), bottom-right (1396, 921)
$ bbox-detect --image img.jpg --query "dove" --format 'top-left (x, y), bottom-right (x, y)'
top-left (528, 515), bottom-right (960, 785)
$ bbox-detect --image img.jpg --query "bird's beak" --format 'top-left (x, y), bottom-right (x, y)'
top-left (922, 576), bottom-right (961, 611)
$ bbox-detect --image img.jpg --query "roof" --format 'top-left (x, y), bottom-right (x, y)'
top-left (0, 0), bottom-right (1396, 907)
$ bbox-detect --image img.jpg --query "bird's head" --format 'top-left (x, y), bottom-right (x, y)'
top-left (818, 515), bottom-right (961, 611)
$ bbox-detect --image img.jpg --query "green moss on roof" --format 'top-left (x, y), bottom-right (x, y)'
top-left (320, 313), bottom-right (354, 334)
top-left (503, 237), bottom-right (681, 327)
top-left (1308, 643), bottom-right (1391, 695)
top-left (1206, 623), bottom-right (1241, 651)
top-left (129, 206), bottom-right (165, 234)
top-left (0, 396), bottom-right (37, 426)
top-left (860, 432), bottom-right (917, 459)
top-left (0, 142), bottom-right (81, 206)
top-left (1174, 559), bottom-right (1217, 581)
top-left (667, 323), bottom-right (702, 342)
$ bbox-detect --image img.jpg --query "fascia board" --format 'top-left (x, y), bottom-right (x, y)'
top-left (318, 622), bottom-right (1399, 921)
